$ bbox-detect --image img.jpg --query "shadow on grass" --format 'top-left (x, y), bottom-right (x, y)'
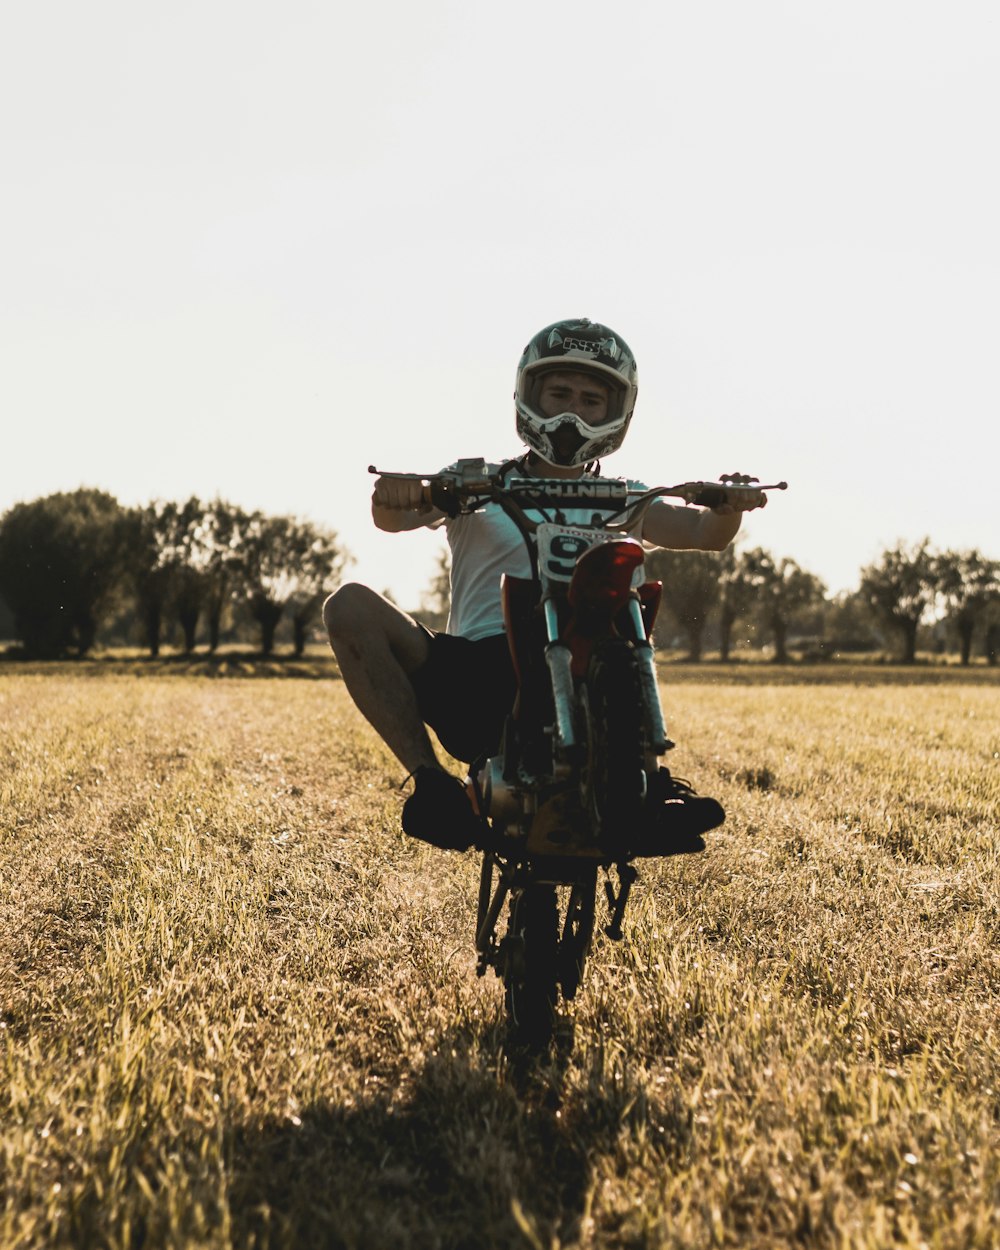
top-left (226, 1020), bottom-right (658, 1250)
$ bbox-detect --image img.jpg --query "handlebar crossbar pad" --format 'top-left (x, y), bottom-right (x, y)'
top-left (505, 476), bottom-right (629, 506)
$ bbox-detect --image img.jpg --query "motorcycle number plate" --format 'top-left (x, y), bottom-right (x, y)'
top-left (537, 523), bottom-right (604, 583)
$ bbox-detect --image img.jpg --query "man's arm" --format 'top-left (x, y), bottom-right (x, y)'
top-left (371, 475), bottom-right (446, 533)
top-left (640, 488), bottom-right (767, 552)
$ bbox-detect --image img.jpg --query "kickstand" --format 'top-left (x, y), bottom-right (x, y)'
top-left (603, 863), bottom-right (637, 941)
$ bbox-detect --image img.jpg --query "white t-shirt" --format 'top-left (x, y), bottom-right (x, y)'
top-left (435, 459), bottom-right (646, 640)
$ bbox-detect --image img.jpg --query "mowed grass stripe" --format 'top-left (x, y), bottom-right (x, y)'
top-left (2, 674), bottom-right (999, 1249)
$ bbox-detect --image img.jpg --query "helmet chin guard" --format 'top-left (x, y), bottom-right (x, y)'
top-left (514, 318), bottom-right (638, 467)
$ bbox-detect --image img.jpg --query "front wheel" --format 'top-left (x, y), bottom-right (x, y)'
top-left (503, 884), bottom-right (559, 1052)
top-left (559, 872), bottom-right (597, 1001)
top-left (582, 640), bottom-right (647, 852)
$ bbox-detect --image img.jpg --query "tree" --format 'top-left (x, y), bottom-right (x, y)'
top-left (934, 549), bottom-right (1000, 666)
top-left (644, 548), bottom-right (721, 661)
top-left (741, 548), bottom-right (827, 663)
top-left (716, 546), bottom-right (759, 662)
top-left (123, 503), bottom-right (176, 657)
top-left (167, 499), bottom-right (209, 653)
top-left (239, 514), bottom-right (348, 655)
top-left (822, 589), bottom-right (881, 655)
top-left (287, 523), bottom-right (351, 656)
top-left (155, 496), bottom-right (232, 654)
top-left (986, 611), bottom-right (1000, 667)
top-left (859, 539), bottom-right (939, 664)
top-left (197, 500), bottom-right (249, 652)
top-left (0, 490), bottom-right (127, 657)
top-left (124, 497), bottom-right (218, 656)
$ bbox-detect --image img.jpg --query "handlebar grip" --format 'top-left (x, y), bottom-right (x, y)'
top-left (690, 486), bottom-right (728, 509)
top-left (427, 478), bottom-right (461, 517)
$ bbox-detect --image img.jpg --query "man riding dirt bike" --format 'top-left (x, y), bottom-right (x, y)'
top-left (323, 317), bottom-right (769, 853)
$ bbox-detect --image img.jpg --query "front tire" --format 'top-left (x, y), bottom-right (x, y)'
top-left (503, 884), bottom-right (559, 1052)
top-left (559, 873), bottom-right (597, 1001)
top-left (582, 640), bottom-right (647, 852)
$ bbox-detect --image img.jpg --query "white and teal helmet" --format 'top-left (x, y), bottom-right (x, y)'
top-left (514, 318), bottom-right (639, 467)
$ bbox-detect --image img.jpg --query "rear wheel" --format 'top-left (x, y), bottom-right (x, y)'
top-left (582, 640), bottom-right (647, 851)
top-left (503, 884), bottom-right (559, 1052)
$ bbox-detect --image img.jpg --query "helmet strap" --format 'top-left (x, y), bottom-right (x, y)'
top-left (499, 454), bottom-right (531, 481)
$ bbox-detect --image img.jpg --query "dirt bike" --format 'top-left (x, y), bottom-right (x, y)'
top-left (371, 460), bottom-right (787, 1050)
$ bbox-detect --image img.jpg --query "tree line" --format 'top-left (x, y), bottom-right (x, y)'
top-left (3, 490), bottom-right (998, 666)
top-left (642, 540), bottom-right (1000, 665)
top-left (0, 489), bottom-right (348, 658)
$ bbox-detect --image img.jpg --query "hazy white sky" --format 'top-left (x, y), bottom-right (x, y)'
top-left (4, 1), bottom-right (998, 609)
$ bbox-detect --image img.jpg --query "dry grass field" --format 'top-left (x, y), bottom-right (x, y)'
top-left (2, 665), bottom-right (999, 1249)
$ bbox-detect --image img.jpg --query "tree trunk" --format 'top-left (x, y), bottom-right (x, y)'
top-left (958, 619), bottom-right (974, 666)
top-left (206, 581), bottom-right (229, 652)
top-left (255, 600), bottom-right (283, 656)
top-left (684, 620), bottom-right (704, 663)
top-left (900, 619), bottom-right (918, 664)
top-left (719, 610), bottom-right (735, 662)
top-left (293, 616), bottom-right (307, 658)
top-left (178, 607), bottom-right (199, 654)
top-left (75, 612), bottom-right (97, 657)
top-left (144, 601), bottom-right (161, 658)
top-left (208, 602), bottom-right (222, 652)
top-left (771, 618), bottom-right (789, 663)
top-left (985, 623), bottom-right (1000, 666)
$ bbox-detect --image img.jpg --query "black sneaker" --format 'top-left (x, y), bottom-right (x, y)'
top-left (631, 768), bottom-right (725, 857)
top-left (401, 767), bottom-right (484, 852)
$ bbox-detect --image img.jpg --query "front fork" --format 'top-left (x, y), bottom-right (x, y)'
top-left (627, 598), bottom-right (672, 756)
top-left (543, 594), bottom-right (671, 758)
top-left (543, 599), bottom-right (577, 754)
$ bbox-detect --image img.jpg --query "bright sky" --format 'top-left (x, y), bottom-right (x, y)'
top-left (4, 1), bottom-right (998, 610)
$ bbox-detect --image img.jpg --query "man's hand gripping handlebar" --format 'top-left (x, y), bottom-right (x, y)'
top-left (655, 473), bottom-right (785, 516)
top-left (369, 461), bottom-right (496, 518)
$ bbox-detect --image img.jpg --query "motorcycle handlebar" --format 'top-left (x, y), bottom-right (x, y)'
top-left (369, 464), bottom-right (787, 522)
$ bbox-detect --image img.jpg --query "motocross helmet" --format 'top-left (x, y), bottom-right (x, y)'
top-left (514, 318), bottom-right (638, 467)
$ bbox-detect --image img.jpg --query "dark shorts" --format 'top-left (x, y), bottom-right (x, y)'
top-left (410, 628), bottom-right (517, 764)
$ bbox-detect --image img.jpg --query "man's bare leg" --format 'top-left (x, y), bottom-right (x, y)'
top-left (322, 583), bottom-right (440, 775)
top-left (324, 582), bottom-right (485, 851)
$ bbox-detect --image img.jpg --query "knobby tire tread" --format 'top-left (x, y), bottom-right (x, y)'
top-left (504, 884), bottom-right (559, 1052)
top-left (586, 640), bottom-right (646, 852)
